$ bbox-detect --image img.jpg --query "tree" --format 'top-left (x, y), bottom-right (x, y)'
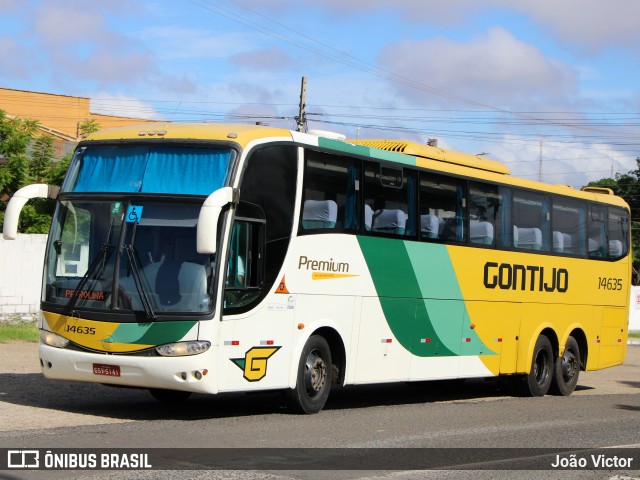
top-left (0, 109), bottom-right (82, 234)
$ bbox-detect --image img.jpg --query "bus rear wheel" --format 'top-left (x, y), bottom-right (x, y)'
top-left (550, 336), bottom-right (580, 396)
top-left (288, 335), bottom-right (332, 414)
top-left (519, 334), bottom-right (553, 396)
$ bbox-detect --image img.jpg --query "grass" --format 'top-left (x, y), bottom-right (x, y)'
top-left (0, 318), bottom-right (39, 343)
top-left (629, 331), bottom-right (640, 339)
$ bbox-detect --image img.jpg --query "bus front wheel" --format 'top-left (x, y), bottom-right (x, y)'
top-left (289, 335), bottom-right (332, 414)
top-left (550, 336), bottom-right (580, 396)
top-left (519, 335), bottom-right (553, 396)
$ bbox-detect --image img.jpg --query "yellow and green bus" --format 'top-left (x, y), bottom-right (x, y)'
top-left (3, 123), bottom-right (630, 413)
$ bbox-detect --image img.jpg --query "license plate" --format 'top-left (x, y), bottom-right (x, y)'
top-left (93, 363), bottom-right (121, 377)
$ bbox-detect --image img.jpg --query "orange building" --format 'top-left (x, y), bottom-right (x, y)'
top-left (0, 87), bottom-right (157, 160)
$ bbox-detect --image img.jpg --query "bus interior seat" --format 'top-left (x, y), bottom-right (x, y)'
top-left (302, 199), bottom-right (338, 229)
top-left (588, 237), bottom-right (605, 257)
top-left (470, 220), bottom-right (493, 245)
top-left (372, 209), bottom-right (407, 235)
top-left (517, 227), bottom-right (542, 250)
top-left (552, 231), bottom-right (564, 252)
top-left (364, 204), bottom-right (374, 231)
top-left (609, 239), bottom-right (623, 257)
top-left (420, 214), bottom-right (439, 239)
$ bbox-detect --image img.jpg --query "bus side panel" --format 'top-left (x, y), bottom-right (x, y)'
top-left (217, 301), bottom-right (295, 393)
top-left (461, 301), bottom-right (521, 375)
top-left (353, 297), bottom-right (413, 383)
top-left (598, 306), bottom-right (627, 369)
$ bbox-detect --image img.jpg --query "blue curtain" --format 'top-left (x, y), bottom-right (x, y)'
top-left (541, 197), bottom-right (551, 250)
top-left (406, 175), bottom-right (416, 236)
top-left (344, 165), bottom-right (359, 230)
top-left (74, 147), bottom-right (148, 192)
top-left (500, 188), bottom-right (512, 247)
top-left (73, 146), bottom-right (232, 195)
top-left (456, 185), bottom-right (464, 241)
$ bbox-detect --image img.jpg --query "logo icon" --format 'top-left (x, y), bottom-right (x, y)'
top-left (231, 346), bottom-right (280, 381)
top-left (7, 450), bottom-right (39, 469)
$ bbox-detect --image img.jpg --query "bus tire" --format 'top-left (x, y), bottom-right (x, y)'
top-left (550, 336), bottom-right (580, 396)
top-left (149, 388), bottom-right (192, 403)
top-left (519, 335), bottom-right (553, 396)
top-left (289, 335), bottom-right (332, 414)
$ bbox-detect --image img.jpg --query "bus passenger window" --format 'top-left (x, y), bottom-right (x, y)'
top-left (300, 150), bottom-right (360, 233)
top-left (419, 173), bottom-right (466, 243)
top-left (552, 199), bottom-right (586, 256)
top-left (364, 162), bottom-right (416, 237)
top-left (588, 205), bottom-right (607, 258)
top-left (469, 183), bottom-right (505, 247)
top-left (512, 190), bottom-right (549, 251)
top-left (607, 207), bottom-right (629, 260)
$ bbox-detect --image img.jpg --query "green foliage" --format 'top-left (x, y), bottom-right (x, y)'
top-left (0, 109), bottom-right (91, 234)
top-left (78, 119), bottom-right (100, 136)
top-left (0, 318), bottom-right (39, 343)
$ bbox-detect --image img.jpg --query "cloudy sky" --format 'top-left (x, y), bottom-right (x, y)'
top-left (1, 0), bottom-right (639, 187)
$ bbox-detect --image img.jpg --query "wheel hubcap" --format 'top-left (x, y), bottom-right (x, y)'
top-left (534, 350), bottom-right (550, 386)
top-left (304, 350), bottom-right (326, 397)
top-left (562, 349), bottom-right (578, 382)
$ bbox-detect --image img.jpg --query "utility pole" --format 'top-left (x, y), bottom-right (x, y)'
top-left (538, 132), bottom-right (544, 182)
top-left (296, 76), bottom-right (307, 133)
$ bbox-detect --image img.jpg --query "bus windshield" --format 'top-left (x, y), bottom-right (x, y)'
top-left (44, 199), bottom-right (214, 317)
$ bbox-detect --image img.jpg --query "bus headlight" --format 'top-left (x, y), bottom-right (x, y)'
top-left (156, 340), bottom-right (211, 357)
top-left (40, 330), bottom-right (69, 348)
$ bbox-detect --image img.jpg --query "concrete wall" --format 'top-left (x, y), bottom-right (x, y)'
top-left (0, 234), bottom-right (47, 320)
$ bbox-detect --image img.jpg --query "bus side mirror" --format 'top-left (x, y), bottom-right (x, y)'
top-left (197, 187), bottom-right (238, 254)
top-left (3, 184), bottom-right (60, 240)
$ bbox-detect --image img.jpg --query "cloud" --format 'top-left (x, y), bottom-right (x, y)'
top-left (0, 37), bottom-right (34, 79)
top-left (230, 46), bottom-right (294, 71)
top-left (377, 27), bottom-right (577, 110)
top-left (241, 0), bottom-right (640, 51)
top-left (90, 93), bottom-right (164, 120)
top-left (511, 0), bottom-right (640, 52)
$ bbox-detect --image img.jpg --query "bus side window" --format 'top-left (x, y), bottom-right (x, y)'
top-left (419, 172), bottom-right (467, 243)
top-left (588, 205), bottom-right (607, 258)
top-left (299, 150), bottom-right (360, 233)
top-left (607, 207), bottom-right (629, 260)
top-left (512, 190), bottom-right (549, 252)
top-left (552, 198), bottom-right (586, 256)
top-left (469, 182), bottom-right (504, 247)
top-left (364, 162), bottom-right (416, 237)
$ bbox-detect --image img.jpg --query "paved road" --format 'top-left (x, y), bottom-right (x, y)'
top-left (1, 342), bottom-right (640, 479)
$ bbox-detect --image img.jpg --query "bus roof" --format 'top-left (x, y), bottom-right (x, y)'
top-left (348, 139), bottom-right (511, 175)
top-left (82, 122), bottom-right (629, 209)
top-left (83, 122), bottom-right (295, 146)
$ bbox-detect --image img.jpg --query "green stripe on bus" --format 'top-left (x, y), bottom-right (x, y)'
top-left (317, 137), bottom-right (416, 166)
top-left (110, 321), bottom-right (197, 345)
top-left (358, 236), bottom-right (494, 357)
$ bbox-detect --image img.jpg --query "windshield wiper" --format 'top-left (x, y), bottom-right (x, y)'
top-left (123, 244), bottom-right (157, 320)
top-left (63, 243), bottom-right (113, 316)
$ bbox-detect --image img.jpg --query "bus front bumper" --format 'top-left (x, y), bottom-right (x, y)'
top-left (38, 342), bottom-right (219, 394)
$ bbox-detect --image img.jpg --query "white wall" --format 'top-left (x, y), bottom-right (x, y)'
top-left (0, 234), bottom-right (47, 320)
top-left (629, 286), bottom-right (640, 331)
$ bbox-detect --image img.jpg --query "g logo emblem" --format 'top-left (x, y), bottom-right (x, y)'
top-left (231, 347), bottom-right (280, 382)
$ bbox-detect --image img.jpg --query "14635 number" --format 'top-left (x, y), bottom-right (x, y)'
top-left (598, 277), bottom-right (623, 290)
